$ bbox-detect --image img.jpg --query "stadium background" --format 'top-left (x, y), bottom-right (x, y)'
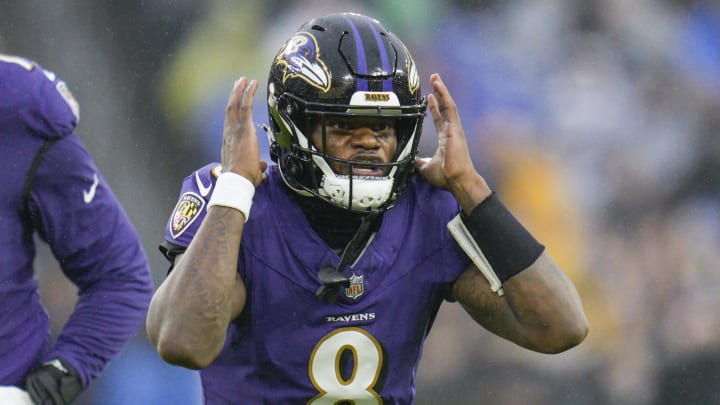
top-left (2, 0), bottom-right (719, 403)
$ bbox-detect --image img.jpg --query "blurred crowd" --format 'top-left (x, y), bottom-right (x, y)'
top-left (2, 0), bottom-right (719, 404)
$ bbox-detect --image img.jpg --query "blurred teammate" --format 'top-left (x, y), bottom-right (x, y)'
top-left (0, 54), bottom-right (153, 404)
top-left (147, 12), bottom-right (588, 404)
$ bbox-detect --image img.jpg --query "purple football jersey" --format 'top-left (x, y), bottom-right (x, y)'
top-left (164, 164), bottom-right (471, 404)
top-left (0, 55), bottom-right (153, 387)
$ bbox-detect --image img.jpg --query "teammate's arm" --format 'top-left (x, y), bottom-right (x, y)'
top-left (415, 73), bottom-right (588, 353)
top-left (147, 77), bottom-right (266, 369)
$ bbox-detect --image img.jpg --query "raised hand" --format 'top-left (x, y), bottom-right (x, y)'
top-left (414, 73), bottom-right (491, 212)
top-left (221, 77), bottom-right (267, 186)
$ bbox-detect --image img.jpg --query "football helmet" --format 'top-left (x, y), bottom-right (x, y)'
top-left (266, 12), bottom-right (427, 212)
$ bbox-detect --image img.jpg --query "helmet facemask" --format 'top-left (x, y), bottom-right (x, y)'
top-left (268, 90), bottom-right (426, 212)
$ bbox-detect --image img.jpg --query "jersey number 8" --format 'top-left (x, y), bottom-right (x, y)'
top-left (307, 327), bottom-right (384, 404)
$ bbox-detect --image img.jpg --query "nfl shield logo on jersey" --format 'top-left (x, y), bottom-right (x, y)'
top-left (345, 274), bottom-right (364, 300)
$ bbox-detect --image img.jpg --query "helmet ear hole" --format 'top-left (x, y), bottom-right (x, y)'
top-left (285, 154), bottom-right (304, 178)
top-left (269, 142), bottom-right (281, 162)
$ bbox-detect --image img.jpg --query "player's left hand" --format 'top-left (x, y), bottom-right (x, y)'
top-left (415, 73), bottom-right (491, 211)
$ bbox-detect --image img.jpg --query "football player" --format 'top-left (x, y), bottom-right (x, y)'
top-left (0, 54), bottom-right (153, 404)
top-left (148, 12), bottom-right (588, 404)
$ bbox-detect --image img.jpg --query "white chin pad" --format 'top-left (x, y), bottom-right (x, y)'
top-left (320, 175), bottom-right (393, 210)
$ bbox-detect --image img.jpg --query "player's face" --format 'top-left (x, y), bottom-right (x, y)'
top-left (311, 117), bottom-right (398, 176)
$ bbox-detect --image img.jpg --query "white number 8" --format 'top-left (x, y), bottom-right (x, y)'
top-left (307, 327), bottom-right (384, 404)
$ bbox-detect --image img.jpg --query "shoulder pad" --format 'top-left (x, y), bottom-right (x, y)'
top-left (0, 54), bottom-right (79, 140)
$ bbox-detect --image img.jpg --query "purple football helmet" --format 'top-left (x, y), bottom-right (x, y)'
top-left (266, 12), bottom-right (427, 212)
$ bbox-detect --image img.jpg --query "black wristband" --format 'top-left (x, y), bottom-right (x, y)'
top-left (460, 192), bottom-right (545, 283)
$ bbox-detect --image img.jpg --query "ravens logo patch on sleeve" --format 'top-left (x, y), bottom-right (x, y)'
top-left (170, 192), bottom-right (205, 239)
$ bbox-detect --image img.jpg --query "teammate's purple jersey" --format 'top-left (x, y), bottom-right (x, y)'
top-left (164, 164), bottom-right (471, 404)
top-left (0, 55), bottom-right (152, 387)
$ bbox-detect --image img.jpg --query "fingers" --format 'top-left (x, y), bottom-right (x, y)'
top-left (241, 79), bottom-right (258, 111)
top-left (221, 77), bottom-right (261, 179)
top-left (225, 78), bottom-right (244, 122)
top-left (414, 156), bottom-right (430, 166)
top-left (414, 156), bottom-right (431, 172)
top-left (427, 93), bottom-right (441, 130)
top-left (226, 77), bottom-right (257, 126)
top-left (428, 73), bottom-right (461, 126)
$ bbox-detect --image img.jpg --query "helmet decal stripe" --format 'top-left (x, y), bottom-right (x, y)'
top-left (343, 15), bottom-right (369, 92)
top-left (367, 20), bottom-right (393, 92)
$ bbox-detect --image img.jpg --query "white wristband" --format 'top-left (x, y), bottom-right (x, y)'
top-left (207, 172), bottom-right (255, 222)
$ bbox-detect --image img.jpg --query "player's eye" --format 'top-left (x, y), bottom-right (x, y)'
top-left (369, 123), bottom-right (392, 132)
top-left (329, 121), bottom-right (351, 131)
top-left (324, 118), bottom-right (395, 134)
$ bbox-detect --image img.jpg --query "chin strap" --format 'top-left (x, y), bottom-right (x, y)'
top-left (316, 209), bottom-right (380, 303)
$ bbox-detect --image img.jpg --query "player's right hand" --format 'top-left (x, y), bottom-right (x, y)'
top-left (220, 77), bottom-right (268, 187)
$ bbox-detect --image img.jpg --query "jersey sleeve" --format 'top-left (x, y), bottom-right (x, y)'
top-left (411, 177), bottom-right (473, 287)
top-left (161, 162), bottom-right (222, 261)
top-left (26, 134), bottom-right (153, 387)
top-left (0, 54), bottom-right (79, 141)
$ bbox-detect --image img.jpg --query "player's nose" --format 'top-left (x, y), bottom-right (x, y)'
top-left (350, 128), bottom-right (381, 148)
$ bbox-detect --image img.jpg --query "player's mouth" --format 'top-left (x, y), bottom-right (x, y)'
top-left (345, 154), bottom-right (389, 177)
top-left (328, 154), bottom-right (390, 177)
top-left (350, 164), bottom-right (386, 177)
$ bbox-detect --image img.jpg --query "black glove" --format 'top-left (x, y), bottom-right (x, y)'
top-left (24, 358), bottom-right (83, 405)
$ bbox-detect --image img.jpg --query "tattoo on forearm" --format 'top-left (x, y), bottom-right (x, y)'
top-left (180, 209), bottom-right (244, 350)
